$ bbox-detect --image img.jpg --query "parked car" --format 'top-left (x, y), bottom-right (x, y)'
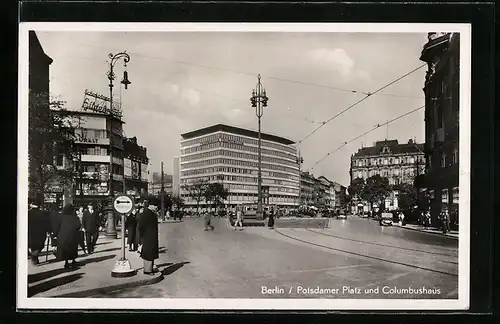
top-left (379, 212), bottom-right (393, 226)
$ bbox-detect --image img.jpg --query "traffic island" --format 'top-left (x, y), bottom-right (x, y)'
top-left (274, 217), bottom-right (330, 229)
top-left (28, 235), bottom-right (165, 298)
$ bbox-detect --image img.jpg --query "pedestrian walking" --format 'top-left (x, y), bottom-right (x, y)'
top-left (138, 200), bottom-right (159, 275)
top-left (424, 210), bottom-right (431, 229)
top-left (76, 206), bottom-right (87, 255)
top-left (82, 203), bottom-right (99, 254)
top-left (49, 206), bottom-right (62, 256)
top-left (125, 208), bottom-right (138, 251)
top-left (56, 205), bottom-right (81, 269)
top-left (268, 207), bottom-right (275, 229)
top-left (28, 198), bottom-right (51, 266)
top-left (398, 210), bottom-right (405, 226)
top-left (234, 207), bottom-right (243, 231)
top-left (204, 210), bottom-right (215, 231)
top-left (439, 208), bottom-right (449, 234)
top-left (444, 208), bottom-right (451, 233)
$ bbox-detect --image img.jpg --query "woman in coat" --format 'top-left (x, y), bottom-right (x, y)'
top-left (125, 208), bottom-right (138, 251)
top-left (138, 202), bottom-right (159, 274)
top-left (56, 205), bottom-right (81, 269)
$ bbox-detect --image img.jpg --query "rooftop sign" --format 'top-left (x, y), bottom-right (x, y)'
top-left (81, 89), bottom-right (122, 119)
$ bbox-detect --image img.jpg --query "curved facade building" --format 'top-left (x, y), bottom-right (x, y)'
top-left (179, 124), bottom-right (300, 209)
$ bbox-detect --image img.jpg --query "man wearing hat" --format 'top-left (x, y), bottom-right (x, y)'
top-left (82, 203), bottom-right (99, 254)
top-left (138, 199), bottom-right (159, 274)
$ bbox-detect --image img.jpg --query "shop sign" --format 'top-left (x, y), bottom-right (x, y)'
top-left (77, 137), bottom-right (99, 144)
top-left (81, 89), bottom-right (122, 118)
top-left (44, 193), bottom-right (57, 203)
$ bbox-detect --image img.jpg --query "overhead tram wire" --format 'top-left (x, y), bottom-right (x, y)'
top-left (308, 104), bottom-right (425, 171)
top-left (297, 64), bottom-right (427, 146)
top-left (72, 42), bottom-right (424, 101)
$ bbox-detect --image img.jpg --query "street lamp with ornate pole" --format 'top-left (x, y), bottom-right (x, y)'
top-left (250, 74), bottom-right (268, 220)
top-left (104, 51), bottom-right (131, 239)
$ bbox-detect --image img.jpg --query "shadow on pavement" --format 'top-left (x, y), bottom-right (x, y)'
top-left (28, 273), bottom-right (84, 297)
top-left (77, 254), bottom-right (116, 266)
top-left (155, 262), bottom-right (173, 268)
top-left (28, 267), bottom-right (78, 284)
top-left (91, 247), bottom-right (121, 255)
top-left (160, 261), bottom-right (190, 276)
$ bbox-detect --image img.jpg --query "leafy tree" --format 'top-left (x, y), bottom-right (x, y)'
top-left (181, 178), bottom-right (209, 214)
top-left (203, 182), bottom-right (229, 212)
top-left (360, 175), bottom-right (391, 209)
top-left (394, 183), bottom-right (418, 211)
top-left (28, 91), bottom-right (81, 205)
top-left (348, 177), bottom-right (365, 199)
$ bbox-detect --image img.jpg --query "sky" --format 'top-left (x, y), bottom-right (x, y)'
top-left (36, 30), bottom-right (428, 186)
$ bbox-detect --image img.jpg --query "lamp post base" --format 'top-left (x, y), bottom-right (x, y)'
top-left (111, 258), bottom-right (136, 278)
top-left (105, 200), bottom-right (118, 238)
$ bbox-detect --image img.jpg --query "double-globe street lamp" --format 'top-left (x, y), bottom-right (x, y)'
top-left (105, 52), bottom-right (131, 238)
top-left (250, 74), bottom-right (269, 219)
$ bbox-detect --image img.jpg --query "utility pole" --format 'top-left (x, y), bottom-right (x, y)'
top-left (160, 161), bottom-right (165, 222)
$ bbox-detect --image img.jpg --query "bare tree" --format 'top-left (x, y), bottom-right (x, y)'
top-left (181, 178), bottom-right (209, 215)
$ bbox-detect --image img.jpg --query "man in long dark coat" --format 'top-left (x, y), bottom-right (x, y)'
top-left (28, 199), bottom-right (51, 265)
top-left (125, 208), bottom-right (138, 251)
top-left (138, 201), bottom-right (159, 275)
top-left (267, 207), bottom-right (275, 229)
top-left (56, 205), bottom-right (81, 269)
top-left (82, 203), bottom-right (99, 254)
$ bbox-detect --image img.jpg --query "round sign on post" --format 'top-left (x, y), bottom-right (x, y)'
top-left (111, 194), bottom-right (136, 278)
top-left (113, 195), bottom-right (134, 214)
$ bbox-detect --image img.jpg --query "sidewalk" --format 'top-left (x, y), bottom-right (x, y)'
top-left (28, 231), bottom-right (163, 298)
top-left (393, 223), bottom-right (459, 239)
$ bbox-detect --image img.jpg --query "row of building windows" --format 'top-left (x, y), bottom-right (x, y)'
top-left (181, 133), bottom-right (296, 155)
top-left (182, 141), bottom-right (297, 162)
top-left (353, 167), bottom-right (423, 179)
top-left (181, 149), bottom-right (298, 168)
top-left (352, 155), bottom-right (424, 167)
top-left (181, 193), bottom-right (298, 204)
top-left (81, 146), bottom-right (109, 156)
top-left (180, 175), bottom-right (298, 188)
top-left (219, 183), bottom-right (299, 195)
top-left (181, 166), bottom-right (299, 182)
top-left (181, 158), bottom-right (299, 176)
top-left (77, 128), bottom-right (108, 139)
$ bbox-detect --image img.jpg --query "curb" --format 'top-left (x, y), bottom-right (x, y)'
top-left (394, 224), bottom-right (459, 239)
top-left (54, 272), bottom-right (164, 298)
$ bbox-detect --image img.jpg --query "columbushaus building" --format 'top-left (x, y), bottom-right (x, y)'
top-left (179, 124), bottom-right (300, 210)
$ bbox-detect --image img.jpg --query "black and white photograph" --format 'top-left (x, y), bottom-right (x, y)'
top-left (18, 23), bottom-right (471, 310)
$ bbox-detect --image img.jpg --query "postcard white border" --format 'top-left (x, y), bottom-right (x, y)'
top-left (18, 22), bottom-right (471, 311)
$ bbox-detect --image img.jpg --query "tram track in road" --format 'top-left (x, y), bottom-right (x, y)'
top-left (305, 228), bottom-right (458, 258)
top-left (273, 228), bottom-right (458, 277)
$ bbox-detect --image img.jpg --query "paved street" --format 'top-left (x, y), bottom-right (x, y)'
top-left (90, 216), bottom-right (458, 299)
